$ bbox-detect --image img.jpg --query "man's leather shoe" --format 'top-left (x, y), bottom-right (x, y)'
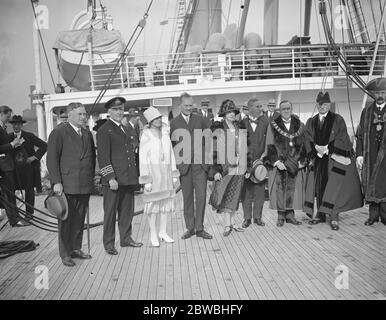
top-left (331, 223), bottom-right (340, 231)
top-left (286, 219), bottom-right (302, 225)
top-left (254, 218), bottom-right (265, 226)
top-left (106, 248), bottom-right (118, 255)
top-left (242, 219), bottom-right (251, 228)
top-left (276, 220), bottom-right (284, 227)
top-left (364, 219), bottom-right (376, 226)
top-left (126, 240), bottom-right (143, 248)
top-left (62, 257), bottom-right (76, 267)
top-left (181, 230), bottom-right (195, 239)
top-left (14, 220), bottom-right (30, 227)
top-left (196, 230), bottom-right (213, 239)
top-left (71, 250), bottom-right (92, 259)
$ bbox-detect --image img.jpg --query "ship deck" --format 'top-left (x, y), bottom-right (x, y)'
top-left (0, 191), bottom-right (385, 300)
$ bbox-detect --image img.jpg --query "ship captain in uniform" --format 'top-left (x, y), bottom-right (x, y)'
top-left (97, 97), bottom-right (143, 256)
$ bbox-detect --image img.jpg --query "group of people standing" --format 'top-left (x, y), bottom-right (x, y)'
top-left (2, 78), bottom-right (385, 268)
top-left (0, 107), bottom-right (46, 227)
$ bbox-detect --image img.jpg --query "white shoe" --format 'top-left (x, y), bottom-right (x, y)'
top-left (150, 235), bottom-right (160, 247)
top-left (159, 233), bottom-right (174, 243)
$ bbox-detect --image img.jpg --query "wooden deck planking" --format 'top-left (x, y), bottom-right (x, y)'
top-left (271, 216), bottom-right (362, 299)
top-left (260, 215), bottom-right (342, 300)
top-left (0, 192), bottom-right (385, 300)
top-left (275, 211), bottom-right (383, 299)
top-left (235, 217), bottom-right (298, 300)
top-left (241, 219), bottom-right (309, 299)
top-left (207, 213), bottom-right (265, 300)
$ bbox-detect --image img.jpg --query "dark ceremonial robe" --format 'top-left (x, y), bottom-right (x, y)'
top-left (356, 102), bottom-right (386, 203)
top-left (263, 116), bottom-right (307, 211)
top-left (304, 111), bottom-right (363, 218)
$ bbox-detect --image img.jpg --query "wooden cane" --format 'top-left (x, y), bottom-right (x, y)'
top-left (86, 206), bottom-right (90, 255)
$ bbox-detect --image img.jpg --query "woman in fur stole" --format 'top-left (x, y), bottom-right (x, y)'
top-left (208, 99), bottom-right (248, 236)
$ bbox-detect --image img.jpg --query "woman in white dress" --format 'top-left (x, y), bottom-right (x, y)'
top-left (139, 107), bottom-right (180, 247)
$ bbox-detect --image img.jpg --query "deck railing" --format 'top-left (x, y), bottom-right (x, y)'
top-left (88, 43), bottom-right (386, 90)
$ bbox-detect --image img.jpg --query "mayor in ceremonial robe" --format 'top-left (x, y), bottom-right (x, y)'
top-left (356, 77), bottom-right (386, 226)
top-left (304, 92), bottom-right (363, 231)
top-left (263, 100), bottom-right (306, 227)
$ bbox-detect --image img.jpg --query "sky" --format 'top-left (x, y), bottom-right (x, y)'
top-left (0, 0), bottom-right (378, 115)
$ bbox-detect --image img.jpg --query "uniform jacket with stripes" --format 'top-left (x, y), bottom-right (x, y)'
top-left (96, 119), bottom-right (139, 186)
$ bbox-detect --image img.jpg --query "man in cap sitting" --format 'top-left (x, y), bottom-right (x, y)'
top-left (241, 98), bottom-right (269, 227)
top-left (304, 92), bottom-right (362, 230)
top-left (263, 100), bottom-right (305, 227)
top-left (9, 115), bottom-right (47, 220)
top-left (356, 77), bottom-right (386, 226)
top-left (47, 102), bottom-right (95, 266)
top-left (97, 97), bottom-right (143, 255)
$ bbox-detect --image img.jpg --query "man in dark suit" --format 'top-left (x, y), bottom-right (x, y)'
top-left (9, 115), bottom-right (47, 220)
top-left (97, 97), bottom-right (143, 256)
top-left (123, 107), bottom-right (141, 192)
top-left (265, 99), bottom-right (280, 122)
top-left (47, 102), bottom-right (95, 266)
top-left (241, 98), bottom-right (269, 227)
top-left (170, 92), bottom-right (213, 240)
top-left (0, 105), bottom-right (28, 227)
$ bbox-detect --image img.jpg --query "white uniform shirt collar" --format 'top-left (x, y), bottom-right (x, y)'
top-left (376, 102), bottom-right (386, 111)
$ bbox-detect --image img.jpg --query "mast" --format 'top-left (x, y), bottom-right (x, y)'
top-left (304, 0), bottom-right (312, 36)
top-left (236, 0), bottom-right (250, 48)
top-left (32, 0), bottom-right (46, 141)
top-left (187, 0), bottom-right (222, 48)
top-left (263, 0), bottom-right (279, 45)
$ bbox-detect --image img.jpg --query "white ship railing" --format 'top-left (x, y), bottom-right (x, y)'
top-left (88, 43), bottom-right (386, 90)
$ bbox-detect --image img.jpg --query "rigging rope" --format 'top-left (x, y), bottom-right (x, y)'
top-left (338, 0), bottom-right (356, 137)
top-left (87, 0), bottom-right (154, 116)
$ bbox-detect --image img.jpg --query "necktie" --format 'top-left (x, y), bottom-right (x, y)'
top-left (250, 118), bottom-right (258, 125)
top-left (77, 128), bottom-right (82, 136)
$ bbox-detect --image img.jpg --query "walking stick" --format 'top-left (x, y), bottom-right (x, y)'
top-left (86, 206), bottom-right (91, 255)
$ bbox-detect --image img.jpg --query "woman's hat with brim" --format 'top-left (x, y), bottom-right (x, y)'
top-left (218, 99), bottom-right (240, 117)
top-left (9, 115), bottom-right (26, 124)
top-left (250, 159), bottom-right (268, 183)
top-left (143, 106), bottom-right (162, 123)
top-left (44, 191), bottom-right (68, 221)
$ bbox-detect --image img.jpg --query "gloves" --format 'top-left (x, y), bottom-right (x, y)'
top-left (356, 156), bottom-right (364, 169)
top-left (144, 183), bottom-right (152, 192)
